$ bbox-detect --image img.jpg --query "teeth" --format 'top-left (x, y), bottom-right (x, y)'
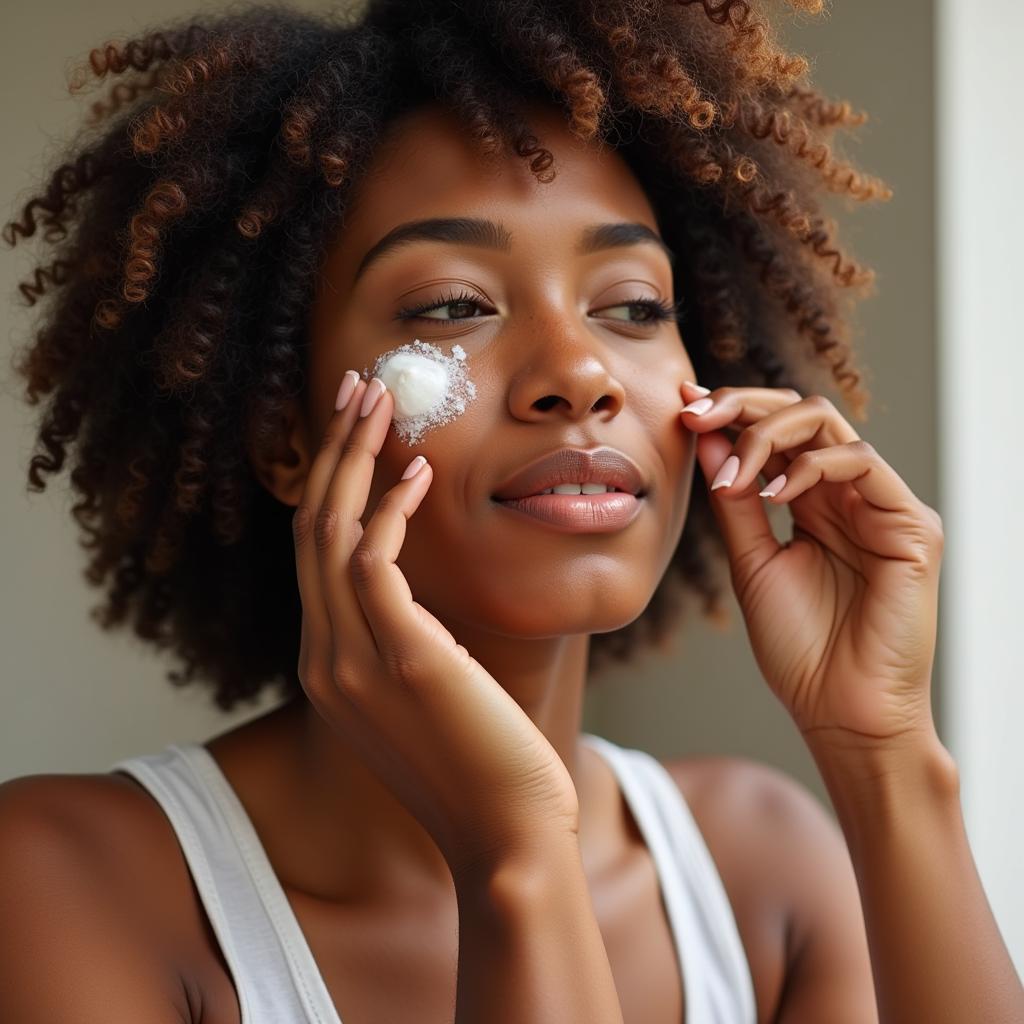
top-left (540, 483), bottom-right (617, 495)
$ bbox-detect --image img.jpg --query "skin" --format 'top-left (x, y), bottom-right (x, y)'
top-left (4, 95), bottom-right (1020, 1023)
top-left (238, 98), bottom-right (699, 901)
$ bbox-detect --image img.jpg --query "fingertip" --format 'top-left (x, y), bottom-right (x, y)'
top-left (334, 370), bottom-right (361, 412)
top-left (400, 455), bottom-right (429, 481)
top-left (680, 397), bottom-right (715, 417)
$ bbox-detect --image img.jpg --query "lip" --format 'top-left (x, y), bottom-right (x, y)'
top-left (491, 446), bottom-right (647, 502)
top-left (493, 491), bottom-right (644, 533)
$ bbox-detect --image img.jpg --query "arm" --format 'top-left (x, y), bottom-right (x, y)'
top-left (793, 734), bottom-right (1024, 1024)
top-left (452, 834), bottom-right (625, 1024)
top-left (0, 776), bottom-right (190, 1024)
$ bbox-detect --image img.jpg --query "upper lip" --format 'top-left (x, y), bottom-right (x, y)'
top-left (492, 446), bottom-right (647, 501)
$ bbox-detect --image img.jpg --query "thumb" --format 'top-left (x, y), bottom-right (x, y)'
top-left (696, 430), bottom-right (782, 591)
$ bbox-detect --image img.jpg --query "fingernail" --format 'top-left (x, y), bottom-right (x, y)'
top-left (359, 377), bottom-right (386, 417)
top-left (681, 397), bottom-right (714, 416)
top-left (711, 454), bottom-right (740, 491)
top-left (335, 370), bottom-right (359, 411)
top-left (683, 380), bottom-right (711, 396)
top-left (401, 455), bottom-right (428, 480)
top-left (759, 473), bottom-right (787, 498)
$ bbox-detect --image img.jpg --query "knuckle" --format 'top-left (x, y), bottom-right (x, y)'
top-left (804, 393), bottom-right (835, 415)
top-left (849, 438), bottom-right (877, 458)
top-left (301, 662), bottom-right (334, 701)
top-left (314, 506), bottom-right (341, 549)
top-left (791, 447), bottom-right (822, 470)
top-left (381, 644), bottom-right (422, 687)
top-left (922, 504), bottom-right (945, 544)
top-left (742, 421), bottom-right (771, 446)
top-left (348, 543), bottom-right (382, 588)
top-left (341, 435), bottom-right (364, 461)
top-left (318, 423), bottom-right (344, 454)
top-left (329, 658), bottom-right (358, 693)
top-left (292, 504), bottom-right (316, 545)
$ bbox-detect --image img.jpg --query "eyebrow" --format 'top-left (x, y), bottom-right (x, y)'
top-left (351, 216), bottom-right (676, 284)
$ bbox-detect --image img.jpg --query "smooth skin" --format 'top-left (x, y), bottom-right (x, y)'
top-left (2, 97), bottom-right (1021, 1022)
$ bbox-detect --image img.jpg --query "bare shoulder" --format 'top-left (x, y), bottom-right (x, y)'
top-left (0, 769), bottom-right (188, 908)
top-left (659, 754), bottom-right (877, 1023)
top-left (0, 770), bottom-right (180, 856)
top-left (660, 752), bottom-right (838, 878)
top-left (0, 771), bottom-right (203, 1022)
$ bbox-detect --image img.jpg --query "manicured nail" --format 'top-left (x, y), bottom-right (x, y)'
top-left (759, 473), bottom-right (787, 498)
top-left (359, 377), bottom-right (386, 417)
top-left (401, 455), bottom-right (428, 480)
top-left (335, 370), bottom-right (359, 411)
top-left (683, 380), bottom-right (711, 396)
top-left (711, 454), bottom-right (740, 491)
top-left (681, 397), bottom-right (714, 416)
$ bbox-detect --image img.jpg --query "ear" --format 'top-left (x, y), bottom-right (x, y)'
top-left (245, 396), bottom-right (314, 509)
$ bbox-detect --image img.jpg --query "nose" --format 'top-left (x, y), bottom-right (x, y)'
top-left (504, 310), bottom-right (627, 423)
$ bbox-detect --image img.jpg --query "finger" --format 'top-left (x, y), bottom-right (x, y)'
top-left (712, 394), bottom-right (862, 499)
top-left (680, 385), bottom-right (805, 436)
top-left (695, 430), bottom-right (783, 589)
top-left (293, 373), bottom-right (371, 672)
top-left (318, 377), bottom-right (397, 662)
top-left (720, 393), bottom-right (864, 497)
top-left (758, 439), bottom-right (922, 514)
top-left (350, 455), bottom-right (446, 674)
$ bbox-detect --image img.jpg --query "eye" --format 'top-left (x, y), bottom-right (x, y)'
top-left (396, 288), bottom-right (492, 324)
top-left (596, 296), bottom-right (684, 325)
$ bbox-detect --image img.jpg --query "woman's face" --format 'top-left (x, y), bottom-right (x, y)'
top-left (305, 100), bottom-right (698, 639)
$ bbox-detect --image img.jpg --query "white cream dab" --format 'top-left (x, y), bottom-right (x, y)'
top-left (361, 338), bottom-right (476, 445)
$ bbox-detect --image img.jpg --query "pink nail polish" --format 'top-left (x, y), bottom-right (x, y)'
top-left (681, 397), bottom-right (714, 416)
top-left (759, 473), bottom-right (787, 498)
top-left (711, 454), bottom-right (740, 491)
top-left (359, 378), bottom-right (386, 417)
top-left (335, 370), bottom-right (359, 411)
top-left (683, 380), bottom-right (711, 396)
top-left (401, 455), bottom-right (428, 480)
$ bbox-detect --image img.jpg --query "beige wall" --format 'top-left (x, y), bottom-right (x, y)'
top-left (1, 0), bottom-right (937, 821)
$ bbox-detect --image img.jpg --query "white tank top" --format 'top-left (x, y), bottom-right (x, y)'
top-left (108, 731), bottom-right (757, 1024)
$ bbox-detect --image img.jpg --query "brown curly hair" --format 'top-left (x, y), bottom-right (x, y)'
top-left (3, 0), bottom-right (889, 712)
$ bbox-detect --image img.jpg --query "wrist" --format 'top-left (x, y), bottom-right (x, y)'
top-left (805, 726), bottom-right (960, 845)
top-left (449, 829), bottom-right (583, 899)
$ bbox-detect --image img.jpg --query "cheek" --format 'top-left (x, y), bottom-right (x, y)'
top-left (364, 337), bottom-right (477, 447)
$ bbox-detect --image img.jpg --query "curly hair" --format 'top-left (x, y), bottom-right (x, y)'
top-left (3, 0), bottom-right (890, 711)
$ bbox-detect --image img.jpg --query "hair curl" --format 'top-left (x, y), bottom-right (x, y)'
top-left (4, 0), bottom-right (889, 711)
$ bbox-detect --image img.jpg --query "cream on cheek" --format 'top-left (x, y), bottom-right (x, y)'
top-left (360, 338), bottom-right (477, 445)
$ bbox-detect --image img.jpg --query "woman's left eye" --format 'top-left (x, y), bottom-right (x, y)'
top-left (598, 298), bottom-right (682, 324)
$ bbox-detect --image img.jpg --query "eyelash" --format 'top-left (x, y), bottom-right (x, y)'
top-left (395, 288), bottom-right (684, 326)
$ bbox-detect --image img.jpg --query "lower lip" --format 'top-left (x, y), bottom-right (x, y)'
top-left (492, 492), bottom-right (644, 532)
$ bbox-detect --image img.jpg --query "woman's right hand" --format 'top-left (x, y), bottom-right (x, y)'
top-left (291, 371), bottom-right (581, 882)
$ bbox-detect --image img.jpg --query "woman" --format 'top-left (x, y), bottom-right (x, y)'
top-left (2, 1), bottom-right (1020, 1021)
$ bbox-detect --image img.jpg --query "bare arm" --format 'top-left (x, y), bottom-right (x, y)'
top-left (793, 735), bottom-right (1024, 1024)
top-left (0, 776), bottom-right (190, 1023)
top-left (452, 834), bottom-right (624, 1024)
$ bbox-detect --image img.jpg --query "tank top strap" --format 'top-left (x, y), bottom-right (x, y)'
top-left (580, 732), bottom-right (758, 1024)
top-left (109, 743), bottom-right (342, 1024)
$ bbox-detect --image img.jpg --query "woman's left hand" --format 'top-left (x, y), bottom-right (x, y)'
top-left (679, 381), bottom-right (944, 757)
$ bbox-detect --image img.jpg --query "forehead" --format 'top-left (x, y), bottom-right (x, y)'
top-left (327, 100), bottom-right (660, 279)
